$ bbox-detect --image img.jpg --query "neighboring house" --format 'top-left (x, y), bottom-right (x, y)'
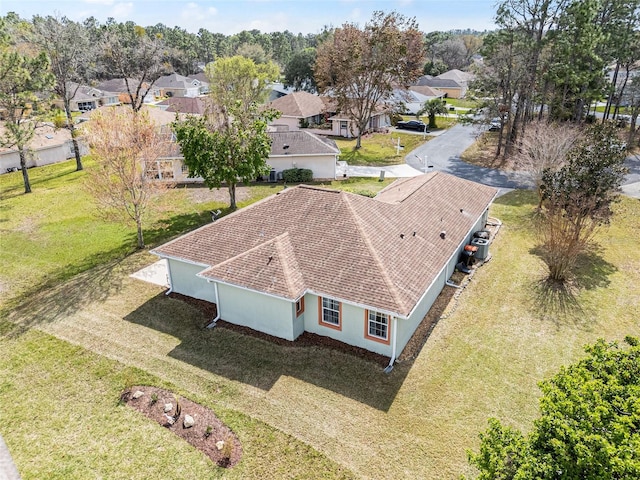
top-left (391, 88), bottom-right (444, 115)
top-left (415, 75), bottom-right (468, 99)
top-left (187, 73), bottom-right (210, 94)
top-left (327, 108), bottom-right (390, 138)
top-left (267, 130), bottom-right (340, 179)
top-left (268, 91), bottom-right (390, 138)
top-left (268, 91), bottom-right (328, 132)
top-left (268, 82), bottom-right (295, 102)
top-left (165, 130), bottom-right (341, 182)
top-left (155, 73), bottom-right (208, 98)
top-left (52, 83), bottom-right (120, 112)
top-left (151, 172), bottom-right (497, 362)
top-left (0, 123), bottom-right (89, 173)
top-left (95, 78), bottom-right (160, 105)
top-left (156, 96), bottom-right (207, 115)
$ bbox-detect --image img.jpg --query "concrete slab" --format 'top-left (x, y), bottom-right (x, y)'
top-left (348, 163), bottom-right (424, 178)
top-left (130, 259), bottom-right (169, 287)
top-left (621, 181), bottom-right (640, 199)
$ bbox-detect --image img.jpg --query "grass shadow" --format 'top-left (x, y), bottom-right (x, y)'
top-left (0, 164), bottom-right (81, 201)
top-left (1, 249), bottom-right (145, 336)
top-left (123, 292), bottom-right (410, 412)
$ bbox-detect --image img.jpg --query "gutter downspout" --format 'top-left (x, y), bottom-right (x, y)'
top-left (205, 281), bottom-right (221, 328)
top-left (164, 259), bottom-right (174, 295)
top-left (383, 316), bottom-right (398, 373)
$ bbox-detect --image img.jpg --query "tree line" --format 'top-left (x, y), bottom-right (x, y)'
top-left (474, 0), bottom-right (640, 159)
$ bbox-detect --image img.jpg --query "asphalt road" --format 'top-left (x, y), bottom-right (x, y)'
top-left (400, 123), bottom-right (640, 198)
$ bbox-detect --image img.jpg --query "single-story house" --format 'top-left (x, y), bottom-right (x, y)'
top-left (266, 130), bottom-right (340, 179)
top-left (390, 88), bottom-right (445, 115)
top-left (0, 123), bottom-right (89, 173)
top-left (415, 75), bottom-right (468, 99)
top-left (327, 108), bottom-right (390, 138)
top-left (165, 130), bottom-right (341, 182)
top-left (156, 96), bottom-right (207, 115)
top-left (151, 173), bottom-right (497, 364)
top-left (52, 82), bottom-right (120, 112)
top-left (155, 73), bottom-right (209, 98)
top-left (94, 78), bottom-right (160, 105)
top-left (268, 91), bottom-right (328, 131)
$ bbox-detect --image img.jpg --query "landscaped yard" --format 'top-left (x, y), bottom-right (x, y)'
top-left (333, 131), bottom-right (430, 166)
top-left (1, 159), bottom-right (639, 479)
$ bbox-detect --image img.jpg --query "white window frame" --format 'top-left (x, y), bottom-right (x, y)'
top-left (321, 297), bottom-right (341, 328)
top-left (367, 310), bottom-right (389, 341)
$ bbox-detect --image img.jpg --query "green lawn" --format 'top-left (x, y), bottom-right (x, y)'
top-left (333, 131), bottom-right (429, 166)
top-left (0, 160), bottom-right (392, 308)
top-left (0, 158), bottom-right (640, 479)
top-left (2, 160), bottom-right (639, 478)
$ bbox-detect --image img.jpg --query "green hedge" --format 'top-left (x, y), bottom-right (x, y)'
top-left (282, 168), bottom-right (313, 183)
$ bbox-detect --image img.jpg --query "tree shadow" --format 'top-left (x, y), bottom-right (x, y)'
top-left (123, 292), bottom-right (411, 412)
top-left (2, 249), bottom-right (141, 337)
top-left (528, 244), bottom-right (617, 327)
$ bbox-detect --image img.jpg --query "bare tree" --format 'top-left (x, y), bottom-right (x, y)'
top-left (31, 15), bottom-right (96, 171)
top-left (515, 121), bottom-right (581, 206)
top-left (537, 122), bottom-right (627, 282)
top-left (315, 11), bottom-right (424, 149)
top-left (83, 108), bottom-right (172, 248)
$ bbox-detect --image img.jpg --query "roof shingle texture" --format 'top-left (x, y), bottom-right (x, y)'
top-left (269, 91), bottom-right (326, 118)
top-left (153, 173), bottom-right (497, 316)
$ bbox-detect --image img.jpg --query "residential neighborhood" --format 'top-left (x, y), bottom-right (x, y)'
top-left (1, 2), bottom-right (639, 480)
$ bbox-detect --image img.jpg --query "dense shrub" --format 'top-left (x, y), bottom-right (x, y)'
top-left (282, 168), bottom-right (313, 183)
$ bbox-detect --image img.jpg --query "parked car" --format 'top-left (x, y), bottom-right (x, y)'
top-left (397, 120), bottom-right (428, 131)
top-left (488, 117), bottom-right (502, 132)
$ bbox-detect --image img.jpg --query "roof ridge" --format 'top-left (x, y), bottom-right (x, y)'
top-left (273, 233), bottom-right (305, 297)
top-left (207, 231), bottom-right (286, 271)
top-left (342, 193), bottom-right (407, 313)
top-left (303, 130), bottom-right (340, 154)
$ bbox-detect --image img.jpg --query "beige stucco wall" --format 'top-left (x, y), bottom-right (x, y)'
top-left (217, 282), bottom-right (296, 340)
top-left (0, 141), bottom-right (89, 172)
top-left (268, 155), bottom-right (336, 179)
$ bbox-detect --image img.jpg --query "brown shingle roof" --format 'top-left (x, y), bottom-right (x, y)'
top-left (268, 91), bottom-right (326, 118)
top-left (153, 173), bottom-right (497, 316)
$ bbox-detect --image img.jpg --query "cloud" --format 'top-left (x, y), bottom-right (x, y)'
top-left (110, 2), bottom-right (134, 19)
top-left (178, 2), bottom-right (219, 31)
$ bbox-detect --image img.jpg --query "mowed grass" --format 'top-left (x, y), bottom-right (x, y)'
top-left (2, 160), bottom-right (639, 479)
top-left (0, 325), bottom-right (355, 479)
top-left (0, 160), bottom-right (392, 308)
top-left (334, 131), bottom-right (429, 166)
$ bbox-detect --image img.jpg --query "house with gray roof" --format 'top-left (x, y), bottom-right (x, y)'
top-left (166, 130), bottom-right (341, 182)
top-left (155, 73), bottom-right (208, 98)
top-left (152, 173), bottom-right (497, 364)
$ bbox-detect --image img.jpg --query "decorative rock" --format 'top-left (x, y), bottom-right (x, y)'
top-left (216, 440), bottom-right (225, 451)
top-left (132, 390), bottom-right (144, 399)
top-left (183, 414), bottom-right (195, 428)
top-left (164, 403), bottom-right (173, 413)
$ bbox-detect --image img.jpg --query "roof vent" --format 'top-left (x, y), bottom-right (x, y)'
top-left (400, 233), bottom-right (405, 239)
top-left (440, 230), bottom-right (446, 239)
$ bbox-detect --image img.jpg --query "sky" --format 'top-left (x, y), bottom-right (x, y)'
top-left (1, 0), bottom-right (498, 35)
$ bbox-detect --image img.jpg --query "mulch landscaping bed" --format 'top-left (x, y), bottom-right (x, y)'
top-left (121, 386), bottom-right (242, 468)
top-left (168, 292), bottom-right (390, 367)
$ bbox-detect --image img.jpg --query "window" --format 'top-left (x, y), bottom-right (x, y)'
top-left (148, 160), bottom-right (175, 180)
top-left (365, 310), bottom-right (390, 344)
top-left (319, 297), bottom-right (341, 329)
top-left (295, 297), bottom-right (305, 316)
top-left (181, 162), bottom-right (190, 175)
